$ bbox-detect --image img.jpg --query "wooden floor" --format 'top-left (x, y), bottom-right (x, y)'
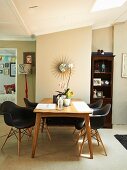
top-left (0, 115), bottom-right (127, 170)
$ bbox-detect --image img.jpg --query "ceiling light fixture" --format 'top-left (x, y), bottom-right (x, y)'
top-left (91, 0), bottom-right (127, 12)
top-left (29, 6), bottom-right (38, 9)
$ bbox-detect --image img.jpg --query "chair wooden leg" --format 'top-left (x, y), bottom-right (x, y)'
top-left (73, 128), bottom-right (76, 134)
top-left (96, 130), bottom-right (107, 156)
top-left (18, 129), bottom-right (21, 156)
top-left (1, 128), bottom-right (13, 150)
top-left (41, 118), bottom-right (45, 133)
top-left (41, 118), bottom-right (51, 141)
top-left (45, 124), bottom-right (51, 141)
top-left (27, 128), bottom-right (33, 137)
top-left (94, 130), bottom-right (100, 146)
top-left (79, 132), bottom-right (86, 156)
top-left (76, 128), bottom-right (86, 144)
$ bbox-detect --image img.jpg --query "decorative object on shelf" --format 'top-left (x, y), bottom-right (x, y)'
top-left (94, 63), bottom-right (100, 72)
top-left (93, 78), bottom-right (101, 86)
top-left (97, 91), bottom-right (103, 98)
top-left (97, 49), bottom-right (104, 55)
top-left (122, 53), bottom-right (127, 78)
top-left (93, 89), bottom-right (97, 98)
top-left (104, 80), bottom-right (110, 85)
top-left (101, 80), bottom-right (104, 85)
top-left (18, 64), bottom-right (32, 98)
top-left (101, 62), bottom-right (106, 72)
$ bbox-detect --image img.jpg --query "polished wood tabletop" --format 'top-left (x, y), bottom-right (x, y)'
top-left (31, 98), bottom-right (93, 159)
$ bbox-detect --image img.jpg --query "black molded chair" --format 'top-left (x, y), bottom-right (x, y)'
top-left (87, 99), bottom-right (103, 109)
top-left (76, 104), bottom-right (111, 156)
top-left (24, 98), bottom-right (38, 109)
top-left (73, 99), bottom-right (103, 133)
top-left (0, 101), bottom-right (36, 156)
top-left (24, 98), bottom-right (51, 140)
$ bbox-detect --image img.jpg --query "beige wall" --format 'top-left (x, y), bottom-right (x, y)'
top-left (0, 41), bottom-right (36, 106)
top-left (113, 22), bottom-right (127, 124)
top-left (92, 27), bottom-right (113, 52)
top-left (36, 27), bottom-right (92, 103)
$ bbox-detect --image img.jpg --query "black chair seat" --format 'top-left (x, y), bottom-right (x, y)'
top-left (75, 99), bottom-right (103, 130)
top-left (12, 119), bottom-right (35, 129)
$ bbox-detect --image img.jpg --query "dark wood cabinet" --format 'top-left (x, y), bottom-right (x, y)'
top-left (90, 54), bottom-right (115, 128)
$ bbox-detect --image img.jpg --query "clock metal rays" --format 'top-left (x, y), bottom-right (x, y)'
top-left (51, 56), bottom-right (74, 80)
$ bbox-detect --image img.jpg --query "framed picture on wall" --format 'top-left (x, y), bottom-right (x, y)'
top-left (0, 64), bottom-right (4, 69)
top-left (10, 63), bottom-right (16, 77)
top-left (122, 53), bottom-right (127, 77)
top-left (23, 52), bottom-right (35, 66)
top-left (93, 78), bottom-right (101, 86)
top-left (97, 91), bottom-right (103, 98)
top-left (5, 63), bottom-right (10, 68)
top-left (0, 70), bottom-right (3, 74)
top-left (4, 68), bottom-right (9, 75)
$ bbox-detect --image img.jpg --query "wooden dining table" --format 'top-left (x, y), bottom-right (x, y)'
top-left (31, 98), bottom-right (93, 159)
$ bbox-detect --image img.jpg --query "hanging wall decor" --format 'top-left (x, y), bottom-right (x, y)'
top-left (122, 53), bottom-right (127, 78)
top-left (51, 56), bottom-right (74, 80)
top-left (23, 52), bottom-right (35, 66)
top-left (10, 63), bottom-right (16, 77)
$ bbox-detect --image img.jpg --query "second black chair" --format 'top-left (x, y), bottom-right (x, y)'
top-left (73, 99), bottom-right (103, 134)
top-left (87, 99), bottom-right (103, 109)
top-left (76, 104), bottom-right (111, 156)
top-left (24, 98), bottom-right (51, 141)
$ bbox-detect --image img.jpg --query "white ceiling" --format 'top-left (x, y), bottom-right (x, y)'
top-left (0, 0), bottom-right (127, 40)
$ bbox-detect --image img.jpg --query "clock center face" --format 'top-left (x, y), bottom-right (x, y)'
top-left (59, 63), bottom-right (67, 72)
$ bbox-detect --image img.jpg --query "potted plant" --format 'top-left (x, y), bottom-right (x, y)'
top-left (63, 88), bottom-right (73, 106)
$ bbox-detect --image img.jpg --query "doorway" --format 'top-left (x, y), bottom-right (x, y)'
top-left (0, 48), bottom-right (17, 103)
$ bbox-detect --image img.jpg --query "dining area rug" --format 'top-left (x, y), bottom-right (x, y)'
top-left (114, 134), bottom-right (127, 150)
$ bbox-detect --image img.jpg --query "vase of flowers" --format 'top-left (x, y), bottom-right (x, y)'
top-left (63, 88), bottom-right (73, 106)
top-left (63, 98), bottom-right (71, 106)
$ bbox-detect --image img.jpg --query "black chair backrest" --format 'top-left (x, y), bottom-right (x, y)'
top-left (24, 98), bottom-right (38, 108)
top-left (92, 104), bottom-right (111, 116)
top-left (90, 104), bottom-right (111, 129)
top-left (88, 99), bottom-right (103, 109)
top-left (1, 101), bottom-right (35, 127)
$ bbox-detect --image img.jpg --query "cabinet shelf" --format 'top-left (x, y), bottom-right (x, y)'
top-left (94, 72), bottom-right (112, 74)
top-left (93, 85), bottom-right (111, 87)
top-left (93, 97), bottom-right (112, 100)
top-left (90, 54), bottom-right (115, 128)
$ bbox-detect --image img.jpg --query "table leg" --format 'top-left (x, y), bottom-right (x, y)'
top-left (84, 115), bottom-right (93, 159)
top-left (31, 113), bottom-right (41, 158)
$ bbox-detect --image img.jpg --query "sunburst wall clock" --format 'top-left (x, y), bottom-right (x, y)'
top-left (51, 56), bottom-right (74, 80)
